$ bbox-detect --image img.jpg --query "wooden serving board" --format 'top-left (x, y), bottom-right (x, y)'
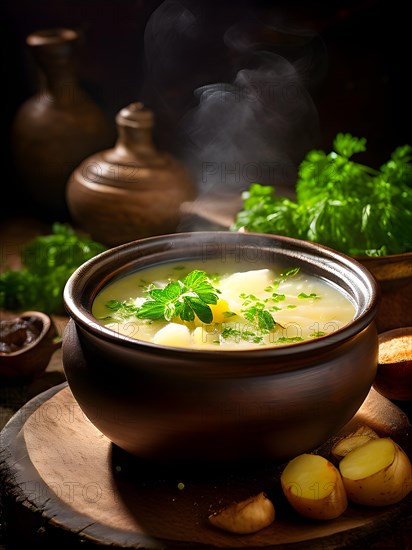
top-left (0, 382), bottom-right (411, 549)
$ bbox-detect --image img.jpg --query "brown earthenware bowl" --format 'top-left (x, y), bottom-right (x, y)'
top-left (356, 252), bottom-right (412, 333)
top-left (62, 231), bottom-right (380, 466)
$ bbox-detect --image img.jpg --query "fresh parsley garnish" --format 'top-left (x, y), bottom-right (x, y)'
top-left (271, 293), bottom-right (286, 302)
top-left (298, 292), bottom-right (320, 300)
top-left (310, 331), bottom-right (326, 337)
top-left (275, 336), bottom-right (304, 343)
top-left (266, 267), bottom-right (300, 291)
top-left (102, 299), bottom-right (140, 321)
top-left (135, 270), bottom-right (220, 324)
top-left (221, 327), bottom-right (264, 344)
top-left (240, 293), bottom-right (276, 331)
top-left (242, 304), bottom-right (276, 331)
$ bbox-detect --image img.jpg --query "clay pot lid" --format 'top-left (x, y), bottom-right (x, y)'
top-left (27, 28), bottom-right (78, 47)
top-left (116, 102), bottom-right (154, 129)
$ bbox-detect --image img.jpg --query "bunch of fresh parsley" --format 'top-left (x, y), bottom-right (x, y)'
top-left (232, 134), bottom-right (412, 256)
top-left (0, 223), bottom-right (106, 314)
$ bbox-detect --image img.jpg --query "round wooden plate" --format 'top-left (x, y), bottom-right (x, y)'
top-left (0, 382), bottom-right (411, 549)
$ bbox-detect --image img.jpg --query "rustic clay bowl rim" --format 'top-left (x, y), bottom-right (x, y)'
top-left (63, 231), bottom-right (380, 359)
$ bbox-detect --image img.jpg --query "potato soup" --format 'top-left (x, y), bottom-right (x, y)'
top-left (92, 260), bottom-right (356, 350)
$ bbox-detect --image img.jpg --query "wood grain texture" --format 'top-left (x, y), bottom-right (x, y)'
top-left (0, 383), bottom-right (411, 549)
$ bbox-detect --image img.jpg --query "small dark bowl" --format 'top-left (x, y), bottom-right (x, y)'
top-left (373, 327), bottom-right (412, 402)
top-left (62, 231), bottom-right (380, 465)
top-left (0, 311), bottom-right (61, 379)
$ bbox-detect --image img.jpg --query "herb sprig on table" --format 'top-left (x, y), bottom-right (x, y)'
top-left (0, 223), bottom-right (106, 314)
top-left (232, 134), bottom-right (412, 256)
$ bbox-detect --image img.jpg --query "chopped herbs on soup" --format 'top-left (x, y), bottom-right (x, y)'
top-left (92, 262), bottom-right (356, 350)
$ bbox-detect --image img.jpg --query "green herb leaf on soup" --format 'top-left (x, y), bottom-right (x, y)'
top-left (135, 270), bottom-right (220, 324)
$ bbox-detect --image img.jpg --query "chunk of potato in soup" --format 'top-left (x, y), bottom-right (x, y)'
top-left (92, 261), bottom-right (356, 350)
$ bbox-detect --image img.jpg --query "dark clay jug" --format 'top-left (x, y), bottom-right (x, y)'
top-left (11, 28), bottom-right (114, 221)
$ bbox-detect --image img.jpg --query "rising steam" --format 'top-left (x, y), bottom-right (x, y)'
top-left (142, 0), bottom-right (325, 196)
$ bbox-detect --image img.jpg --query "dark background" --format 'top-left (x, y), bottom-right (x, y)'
top-left (1, 0), bottom-right (410, 219)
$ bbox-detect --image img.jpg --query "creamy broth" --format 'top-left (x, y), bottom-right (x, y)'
top-left (92, 260), bottom-right (356, 350)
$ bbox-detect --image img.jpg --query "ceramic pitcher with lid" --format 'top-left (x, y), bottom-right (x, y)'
top-left (66, 102), bottom-right (196, 246)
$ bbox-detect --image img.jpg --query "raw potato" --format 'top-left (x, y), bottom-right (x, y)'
top-left (281, 453), bottom-right (348, 520)
top-left (208, 491), bottom-right (275, 534)
top-left (331, 425), bottom-right (380, 462)
top-left (339, 437), bottom-right (412, 506)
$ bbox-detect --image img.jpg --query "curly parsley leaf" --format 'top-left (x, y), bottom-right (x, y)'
top-left (221, 327), bottom-right (264, 344)
top-left (333, 133), bottom-right (367, 158)
top-left (103, 300), bottom-right (140, 320)
top-left (232, 134), bottom-right (412, 256)
top-left (135, 270), bottom-right (220, 324)
top-left (0, 223), bottom-right (106, 314)
top-left (240, 294), bottom-right (276, 331)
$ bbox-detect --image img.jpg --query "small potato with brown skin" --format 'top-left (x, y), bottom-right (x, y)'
top-left (339, 437), bottom-right (412, 506)
top-left (281, 453), bottom-right (348, 520)
top-left (208, 491), bottom-right (275, 534)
